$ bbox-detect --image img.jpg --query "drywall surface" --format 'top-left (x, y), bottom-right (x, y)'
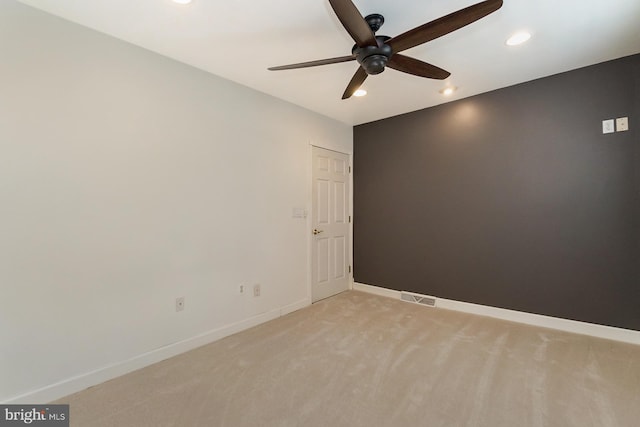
top-left (354, 54), bottom-right (639, 331)
top-left (0, 1), bottom-right (351, 402)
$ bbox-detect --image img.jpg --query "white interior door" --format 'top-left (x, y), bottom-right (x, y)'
top-left (311, 146), bottom-right (350, 302)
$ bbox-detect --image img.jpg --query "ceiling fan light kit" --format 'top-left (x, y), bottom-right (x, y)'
top-left (269, 0), bottom-right (503, 99)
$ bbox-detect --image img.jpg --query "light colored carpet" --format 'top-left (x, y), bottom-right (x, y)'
top-left (54, 291), bottom-right (640, 426)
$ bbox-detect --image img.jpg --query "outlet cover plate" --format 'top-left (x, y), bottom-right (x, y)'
top-left (602, 119), bottom-right (615, 134)
top-left (616, 117), bottom-right (629, 132)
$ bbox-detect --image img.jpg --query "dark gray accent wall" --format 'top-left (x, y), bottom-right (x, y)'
top-left (354, 54), bottom-right (640, 330)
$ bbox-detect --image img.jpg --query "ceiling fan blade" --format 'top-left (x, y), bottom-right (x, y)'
top-left (268, 55), bottom-right (356, 71)
top-left (342, 67), bottom-right (368, 99)
top-left (387, 54), bottom-right (450, 80)
top-left (387, 0), bottom-right (503, 53)
top-left (328, 0), bottom-right (377, 48)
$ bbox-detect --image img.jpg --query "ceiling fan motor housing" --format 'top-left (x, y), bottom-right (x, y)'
top-left (353, 36), bottom-right (392, 75)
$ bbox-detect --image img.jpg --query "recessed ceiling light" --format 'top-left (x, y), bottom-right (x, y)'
top-left (440, 86), bottom-right (457, 96)
top-left (353, 89), bottom-right (367, 97)
top-left (172, 0), bottom-right (193, 5)
top-left (506, 31), bottom-right (531, 46)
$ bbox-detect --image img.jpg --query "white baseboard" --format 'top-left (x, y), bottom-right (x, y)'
top-left (281, 297), bottom-right (311, 317)
top-left (5, 298), bottom-right (309, 404)
top-left (353, 282), bottom-right (399, 300)
top-left (353, 282), bottom-right (640, 346)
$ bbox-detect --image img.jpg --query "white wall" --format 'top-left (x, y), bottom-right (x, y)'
top-left (0, 1), bottom-right (352, 403)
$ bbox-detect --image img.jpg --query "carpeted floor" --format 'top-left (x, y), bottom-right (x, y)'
top-left (54, 291), bottom-right (640, 426)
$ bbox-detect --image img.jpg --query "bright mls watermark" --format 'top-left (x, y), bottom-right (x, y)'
top-left (0, 405), bottom-right (69, 426)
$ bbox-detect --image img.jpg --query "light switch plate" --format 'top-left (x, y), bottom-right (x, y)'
top-left (292, 207), bottom-right (307, 219)
top-left (602, 119), bottom-right (615, 134)
top-left (616, 117), bottom-right (629, 132)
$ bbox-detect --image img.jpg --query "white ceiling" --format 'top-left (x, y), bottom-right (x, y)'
top-left (18, 0), bottom-right (640, 125)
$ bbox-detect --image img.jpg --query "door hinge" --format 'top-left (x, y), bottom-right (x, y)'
top-left (349, 265), bottom-right (352, 273)
top-left (349, 166), bottom-right (351, 173)
top-left (349, 216), bottom-right (351, 223)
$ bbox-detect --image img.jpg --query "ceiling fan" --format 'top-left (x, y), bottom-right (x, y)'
top-left (269, 0), bottom-right (503, 99)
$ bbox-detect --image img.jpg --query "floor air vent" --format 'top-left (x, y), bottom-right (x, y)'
top-left (400, 292), bottom-right (437, 307)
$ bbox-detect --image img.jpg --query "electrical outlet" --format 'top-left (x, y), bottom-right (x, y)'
top-left (239, 284), bottom-right (245, 294)
top-left (175, 297), bottom-right (185, 312)
top-left (253, 284), bottom-right (261, 297)
top-left (616, 117), bottom-right (629, 132)
top-left (602, 119), bottom-right (614, 134)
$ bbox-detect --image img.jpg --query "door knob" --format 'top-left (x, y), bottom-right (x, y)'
top-left (312, 229), bottom-right (324, 235)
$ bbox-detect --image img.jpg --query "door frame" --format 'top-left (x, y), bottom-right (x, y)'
top-left (307, 143), bottom-right (353, 303)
